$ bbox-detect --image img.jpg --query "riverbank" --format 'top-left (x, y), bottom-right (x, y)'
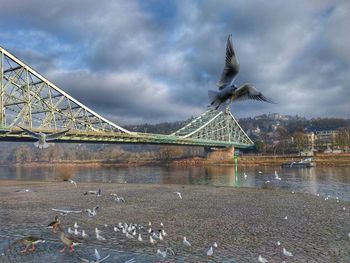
top-left (0, 181), bottom-right (349, 262)
top-left (2, 152), bottom-right (350, 168)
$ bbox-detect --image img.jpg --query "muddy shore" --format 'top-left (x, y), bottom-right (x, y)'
top-left (0, 181), bottom-right (349, 262)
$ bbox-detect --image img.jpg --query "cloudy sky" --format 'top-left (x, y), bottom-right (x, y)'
top-left (0, 0), bottom-right (349, 125)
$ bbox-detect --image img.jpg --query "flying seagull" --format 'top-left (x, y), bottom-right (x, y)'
top-left (19, 126), bottom-right (70, 149)
top-left (208, 34), bottom-right (273, 111)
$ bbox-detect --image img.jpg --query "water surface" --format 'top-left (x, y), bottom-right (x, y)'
top-left (0, 165), bottom-right (349, 200)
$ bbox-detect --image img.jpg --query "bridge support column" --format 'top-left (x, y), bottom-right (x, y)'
top-left (204, 146), bottom-right (235, 162)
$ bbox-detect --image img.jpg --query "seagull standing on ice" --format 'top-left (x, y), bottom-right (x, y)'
top-left (68, 179), bottom-right (77, 188)
top-left (258, 255), bottom-right (268, 263)
top-left (183, 236), bottom-right (191, 247)
top-left (85, 206), bottom-right (99, 217)
top-left (82, 230), bottom-right (88, 239)
top-left (208, 34), bottom-right (273, 111)
top-left (174, 192), bottom-right (183, 199)
top-left (283, 248), bottom-right (293, 257)
top-left (207, 246), bottom-right (213, 256)
top-left (274, 170), bottom-right (281, 180)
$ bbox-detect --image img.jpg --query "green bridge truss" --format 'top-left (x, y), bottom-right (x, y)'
top-left (0, 47), bottom-right (254, 148)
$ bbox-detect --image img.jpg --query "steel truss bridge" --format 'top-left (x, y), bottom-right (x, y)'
top-left (0, 47), bottom-right (254, 149)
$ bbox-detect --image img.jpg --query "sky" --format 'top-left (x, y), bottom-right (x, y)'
top-left (0, 0), bottom-right (349, 125)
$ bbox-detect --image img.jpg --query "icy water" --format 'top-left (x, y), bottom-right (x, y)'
top-left (0, 165), bottom-right (349, 200)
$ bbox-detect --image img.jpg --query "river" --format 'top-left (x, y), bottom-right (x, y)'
top-left (0, 165), bottom-right (349, 201)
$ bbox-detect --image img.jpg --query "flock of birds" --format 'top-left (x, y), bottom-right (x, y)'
top-left (6, 168), bottom-right (349, 262)
top-left (7, 182), bottom-right (222, 262)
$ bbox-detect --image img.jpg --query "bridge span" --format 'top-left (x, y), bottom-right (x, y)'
top-left (0, 47), bottom-right (254, 149)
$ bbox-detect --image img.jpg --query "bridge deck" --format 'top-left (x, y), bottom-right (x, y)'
top-left (0, 127), bottom-right (253, 148)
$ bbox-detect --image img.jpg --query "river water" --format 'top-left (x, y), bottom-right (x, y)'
top-left (0, 165), bottom-right (349, 201)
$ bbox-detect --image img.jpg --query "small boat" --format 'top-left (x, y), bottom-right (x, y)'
top-left (282, 158), bottom-right (315, 168)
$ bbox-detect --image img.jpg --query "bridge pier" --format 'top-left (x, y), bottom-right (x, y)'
top-left (204, 146), bottom-right (235, 162)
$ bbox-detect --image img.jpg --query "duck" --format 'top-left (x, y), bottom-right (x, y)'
top-left (8, 236), bottom-right (45, 253)
top-left (47, 215), bottom-right (60, 233)
top-left (57, 224), bottom-right (81, 252)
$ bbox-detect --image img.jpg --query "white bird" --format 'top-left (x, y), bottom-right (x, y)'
top-left (95, 228), bottom-right (101, 235)
top-left (348, 233), bottom-right (350, 238)
top-left (82, 230), bottom-right (88, 239)
top-left (51, 208), bottom-right (82, 216)
top-left (124, 258), bottom-right (136, 263)
top-left (19, 126), bottom-right (70, 149)
top-left (138, 233), bottom-right (143, 242)
top-left (85, 206), bottom-right (99, 217)
top-left (159, 232), bottom-right (163, 241)
top-left (207, 34), bottom-right (273, 111)
top-left (274, 170), bottom-right (281, 180)
top-left (213, 242), bottom-right (218, 248)
top-left (174, 192), bottom-right (183, 199)
top-left (343, 207), bottom-right (346, 211)
top-left (148, 228), bottom-right (152, 234)
top-left (258, 171), bottom-right (263, 174)
top-left (161, 229), bottom-right (168, 237)
top-left (126, 232), bottom-right (134, 239)
top-left (207, 246), bottom-right (213, 256)
top-left (284, 216), bottom-right (288, 220)
top-left (68, 179), bottom-right (77, 188)
top-left (149, 236), bottom-right (156, 245)
top-left (244, 172), bottom-right (247, 179)
top-left (258, 255), bottom-right (268, 263)
top-left (68, 227), bottom-right (74, 234)
top-left (149, 221), bottom-right (152, 226)
top-left (152, 231), bottom-right (159, 240)
top-left (96, 232), bottom-right (106, 241)
top-left (157, 249), bottom-right (167, 259)
top-left (84, 189), bottom-right (101, 197)
top-left (114, 196), bottom-right (125, 202)
top-left (183, 236), bottom-right (191, 247)
top-left (160, 222), bottom-right (164, 227)
top-left (78, 248), bottom-right (110, 263)
top-left (74, 228), bottom-right (81, 236)
top-left (156, 248), bottom-right (175, 259)
top-left (74, 222), bottom-right (80, 229)
top-left (276, 241), bottom-right (281, 246)
top-left (283, 248), bottom-right (293, 257)
top-left (113, 227), bottom-right (119, 232)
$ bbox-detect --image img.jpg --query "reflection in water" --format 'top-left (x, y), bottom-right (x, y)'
top-left (0, 165), bottom-right (349, 200)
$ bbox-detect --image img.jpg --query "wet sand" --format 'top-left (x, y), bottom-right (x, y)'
top-left (0, 180), bottom-right (349, 262)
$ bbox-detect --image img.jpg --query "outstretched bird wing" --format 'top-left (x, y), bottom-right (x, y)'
top-left (19, 126), bottom-right (40, 138)
top-left (46, 129), bottom-right (70, 141)
top-left (234, 84), bottom-right (275, 103)
top-left (216, 34), bottom-right (240, 90)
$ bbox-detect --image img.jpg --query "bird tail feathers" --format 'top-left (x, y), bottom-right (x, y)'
top-left (208, 90), bottom-right (218, 105)
top-left (34, 141), bottom-right (50, 149)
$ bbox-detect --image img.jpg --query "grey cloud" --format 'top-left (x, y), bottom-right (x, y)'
top-left (1, 0), bottom-right (349, 124)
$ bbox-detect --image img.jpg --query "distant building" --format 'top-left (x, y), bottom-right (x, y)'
top-left (315, 130), bottom-right (338, 146)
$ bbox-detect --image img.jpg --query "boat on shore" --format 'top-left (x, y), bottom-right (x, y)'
top-left (282, 158), bottom-right (315, 168)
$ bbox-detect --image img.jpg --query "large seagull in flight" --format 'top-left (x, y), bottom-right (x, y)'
top-left (208, 34), bottom-right (274, 111)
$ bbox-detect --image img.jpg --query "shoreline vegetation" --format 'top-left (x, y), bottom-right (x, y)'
top-left (3, 152), bottom-right (350, 167)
